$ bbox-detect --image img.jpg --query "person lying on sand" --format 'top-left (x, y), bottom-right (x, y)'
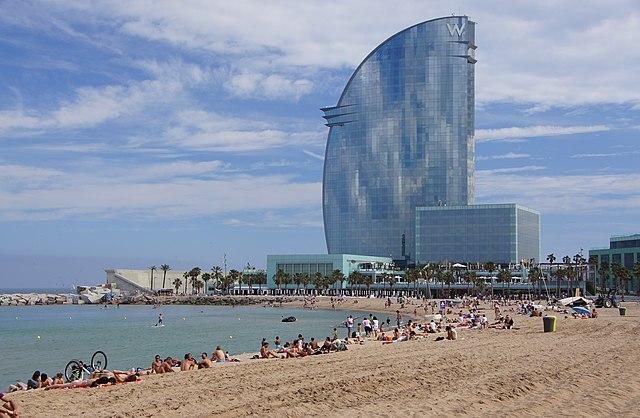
top-left (44, 376), bottom-right (116, 390)
top-left (199, 353), bottom-right (213, 368)
top-left (260, 342), bottom-right (279, 358)
top-left (0, 392), bottom-right (19, 418)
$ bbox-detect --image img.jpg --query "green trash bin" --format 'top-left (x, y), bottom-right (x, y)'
top-left (619, 307), bottom-right (627, 316)
top-left (543, 316), bottom-right (556, 333)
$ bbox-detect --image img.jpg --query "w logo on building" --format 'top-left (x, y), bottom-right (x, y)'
top-left (446, 22), bottom-right (466, 37)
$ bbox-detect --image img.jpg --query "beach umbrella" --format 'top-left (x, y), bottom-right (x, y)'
top-left (573, 306), bottom-right (591, 315)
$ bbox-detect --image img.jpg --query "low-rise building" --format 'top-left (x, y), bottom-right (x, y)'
top-left (589, 234), bottom-right (640, 293)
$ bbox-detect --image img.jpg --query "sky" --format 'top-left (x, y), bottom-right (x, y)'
top-left (0, 0), bottom-right (639, 288)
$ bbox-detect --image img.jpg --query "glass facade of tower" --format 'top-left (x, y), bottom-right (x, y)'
top-left (322, 16), bottom-right (476, 260)
top-left (415, 204), bottom-right (540, 264)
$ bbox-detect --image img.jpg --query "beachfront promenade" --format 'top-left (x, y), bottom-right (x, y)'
top-left (6, 297), bottom-right (640, 417)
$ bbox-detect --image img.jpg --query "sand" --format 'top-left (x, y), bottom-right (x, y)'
top-left (8, 298), bottom-right (640, 417)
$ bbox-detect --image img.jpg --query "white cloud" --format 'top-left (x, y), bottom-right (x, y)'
top-left (0, 161), bottom-right (321, 221)
top-left (478, 165), bottom-right (545, 174)
top-left (302, 150), bottom-right (325, 161)
top-left (476, 152), bottom-right (530, 161)
top-left (475, 125), bottom-right (609, 142)
top-left (224, 210), bottom-right (323, 228)
top-left (38, 0), bottom-right (640, 108)
top-left (163, 110), bottom-right (323, 152)
top-left (476, 171), bottom-right (640, 213)
top-left (0, 60), bottom-right (209, 134)
top-left (226, 72), bottom-right (313, 101)
top-left (570, 150), bottom-right (640, 158)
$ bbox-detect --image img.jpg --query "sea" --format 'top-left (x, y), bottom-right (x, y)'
top-left (0, 303), bottom-right (386, 390)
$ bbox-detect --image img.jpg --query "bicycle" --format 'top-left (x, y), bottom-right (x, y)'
top-left (64, 351), bottom-right (108, 382)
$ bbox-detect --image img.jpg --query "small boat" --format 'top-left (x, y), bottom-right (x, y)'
top-left (281, 316), bottom-right (297, 323)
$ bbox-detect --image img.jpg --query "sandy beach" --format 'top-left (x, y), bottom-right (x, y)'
top-left (7, 298), bottom-right (640, 417)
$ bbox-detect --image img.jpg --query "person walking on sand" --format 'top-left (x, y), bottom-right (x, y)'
top-left (396, 310), bottom-right (402, 328)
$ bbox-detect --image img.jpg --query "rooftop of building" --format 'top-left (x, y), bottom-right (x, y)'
top-left (610, 233), bottom-right (640, 241)
top-left (415, 203), bottom-right (540, 215)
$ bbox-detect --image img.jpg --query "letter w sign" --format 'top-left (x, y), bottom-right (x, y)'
top-left (447, 22), bottom-right (465, 37)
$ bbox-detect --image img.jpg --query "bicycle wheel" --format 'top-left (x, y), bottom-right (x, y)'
top-left (64, 360), bottom-right (83, 382)
top-left (91, 350), bottom-right (108, 371)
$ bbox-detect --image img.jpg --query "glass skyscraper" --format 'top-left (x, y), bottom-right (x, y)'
top-left (322, 16), bottom-right (476, 260)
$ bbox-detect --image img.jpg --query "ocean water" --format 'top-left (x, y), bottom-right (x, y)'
top-left (0, 304), bottom-right (384, 390)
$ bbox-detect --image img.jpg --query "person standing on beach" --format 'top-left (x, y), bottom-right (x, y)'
top-left (346, 315), bottom-right (354, 338)
top-left (396, 310), bottom-right (402, 328)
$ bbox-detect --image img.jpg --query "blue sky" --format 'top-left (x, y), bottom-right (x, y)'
top-left (1, 1), bottom-right (639, 288)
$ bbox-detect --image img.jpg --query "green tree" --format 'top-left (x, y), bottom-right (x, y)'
top-left (463, 271), bottom-right (477, 295)
top-left (172, 277), bottom-right (182, 295)
top-left (597, 260), bottom-right (610, 294)
top-left (483, 262), bottom-right (497, 299)
top-left (190, 276), bottom-right (202, 294)
top-left (293, 273), bottom-right (304, 293)
top-left (422, 263), bottom-right (440, 299)
top-left (188, 267), bottom-right (201, 295)
top-left (347, 271), bottom-right (363, 294)
top-left (362, 274), bottom-right (374, 296)
top-left (612, 263), bottom-right (630, 300)
top-left (274, 269), bottom-right (287, 292)
top-left (497, 269), bottom-right (511, 297)
top-left (182, 271), bottom-right (190, 294)
top-left (527, 267), bottom-right (542, 299)
top-left (149, 266), bottom-right (156, 291)
top-left (200, 272), bottom-right (211, 295)
top-left (442, 270), bottom-right (455, 298)
top-left (226, 269), bottom-right (242, 294)
top-left (565, 266), bottom-right (577, 297)
top-left (160, 264), bottom-right (171, 289)
top-left (331, 269), bottom-right (345, 295)
top-left (387, 274), bottom-right (397, 295)
top-left (300, 272), bottom-right (310, 293)
top-left (632, 262), bottom-right (640, 297)
top-left (405, 268), bottom-right (420, 295)
top-left (553, 267), bottom-right (565, 298)
top-left (255, 271), bottom-right (267, 294)
top-left (313, 272), bottom-right (325, 294)
top-left (211, 266), bottom-right (224, 291)
top-left (243, 272), bottom-right (254, 294)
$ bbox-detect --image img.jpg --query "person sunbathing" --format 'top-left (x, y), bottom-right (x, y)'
top-left (44, 376), bottom-right (116, 390)
top-left (213, 346), bottom-right (226, 363)
top-left (52, 373), bottom-right (64, 385)
top-left (260, 342), bottom-right (278, 358)
top-left (199, 353), bottom-right (213, 368)
top-left (0, 392), bottom-right (19, 418)
top-left (181, 353), bottom-right (196, 371)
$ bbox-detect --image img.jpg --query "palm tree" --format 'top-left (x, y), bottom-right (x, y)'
top-left (547, 253), bottom-right (556, 296)
top-left (274, 269), bottom-right (287, 293)
top-left (200, 272), bottom-right (211, 295)
top-left (565, 266), bottom-right (577, 297)
top-left (422, 263), bottom-right (439, 299)
top-left (611, 263), bottom-right (630, 300)
top-left (378, 272), bottom-right (389, 295)
top-left (255, 271), bottom-right (267, 294)
top-left (497, 269), bottom-right (511, 297)
top-left (553, 267), bottom-right (565, 298)
top-left (588, 255), bottom-right (598, 295)
top-left (442, 270), bottom-right (455, 298)
top-left (172, 277), bottom-right (182, 294)
top-left (362, 274), bottom-right (374, 296)
top-left (597, 260), bottom-right (610, 294)
top-left (182, 271), bottom-right (189, 295)
top-left (293, 273), bottom-right (304, 294)
top-left (331, 269), bottom-right (345, 295)
top-left (631, 261), bottom-right (640, 297)
top-left (211, 266), bottom-right (224, 290)
top-left (188, 267), bottom-right (201, 295)
top-left (149, 266), bottom-right (156, 291)
top-left (324, 274), bottom-right (338, 295)
top-left (347, 271), bottom-right (365, 295)
top-left (463, 271), bottom-right (476, 295)
top-left (226, 269), bottom-right (241, 294)
top-left (300, 272), bottom-right (310, 294)
top-left (483, 262), bottom-right (497, 299)
top-left (243, 272), bottom-right (254, 294)
top-left (387, 274), bottom-right (397, 296)
top-left (313, 272), bottom-right (325, 294)
top-left (190, 276), bottom-right (202, 294)
top-left (160, 264), bottom-right (171, 289)
top-left (527, 267), bottom-right (542, 299)
top-left (405, 268), bottom-right (420, 296)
